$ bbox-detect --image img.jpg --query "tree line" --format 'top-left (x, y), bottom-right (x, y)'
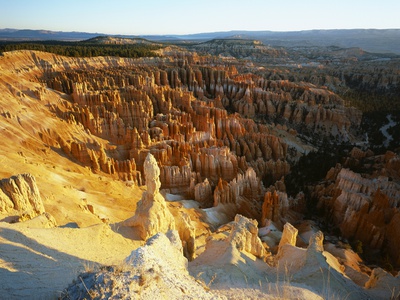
top-left (0, 40), bottom-right (162, 58)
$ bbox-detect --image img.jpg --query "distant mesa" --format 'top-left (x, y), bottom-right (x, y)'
top-left (84, 35), bottom-right (162, 46)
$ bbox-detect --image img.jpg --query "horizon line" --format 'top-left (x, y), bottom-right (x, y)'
top-left (1, 27), bottom-right (400, 37)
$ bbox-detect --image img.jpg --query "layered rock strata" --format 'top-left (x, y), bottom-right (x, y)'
top-left (46, 65), bottom-right (294, 193)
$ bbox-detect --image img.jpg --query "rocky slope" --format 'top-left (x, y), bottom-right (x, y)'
top-left (260, 55), bottom-right (400, 114)
top-left (61, 230), bottom-right (219, 300)
top-left (64, 215), bottom-right (400, 300)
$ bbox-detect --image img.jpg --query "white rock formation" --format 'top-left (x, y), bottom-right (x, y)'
top-left (228, 214), bottom-right (268, 259)
top-left (174, 211), bottom-right (196, 261)
top-left (291, 231), bottom-right (370, 300)
top-left (276, 222), bottom-right (298, 259)
top-left (124, 153), bottom-right (175, 240)
top-left (125, 230), bottom-right (188, 273)
top-left (64, 231), bottom-right (220, 299)
top-left (189, 214), bottom-right (272, 294)
top-left (144, 152), bottom-right (161, 196)
top-left (278, 222), bottom-right (298, 248)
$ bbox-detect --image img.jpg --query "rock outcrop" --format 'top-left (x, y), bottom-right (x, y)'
top-left (63, 231), bottom-right (219, 300)
top-left (42, 53), bottom-right (358, 182)
top-left (277, 222), bottom-right (298, 252)
top-left (189, 39), bottom-right (287, 62)
top-left (172, 211), bottom-right (196, 261)
top-left (228, 214), bottom-right (268, 259)
top-left (31, 49), bottom-right (365, 228)
top-left (275, 229), bottom-right (371, 300)
top-left (124, 153), bottom-right (175, 240)
top-left (0, 173), bottom-right (45, 219)
top-left (193, 178), bottom-right (213, 207)
top-left (1, 42), bottom-right (398, 300)
top-left (212, 167), bottom-right (264, 219)
top-left (45, 63), bottom-right (295, 200)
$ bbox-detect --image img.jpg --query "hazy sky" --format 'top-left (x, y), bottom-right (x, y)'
top-left (1, 0), bottom-right (399, 35)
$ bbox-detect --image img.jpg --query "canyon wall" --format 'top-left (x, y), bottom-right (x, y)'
top-left (314, 150), bottom-right (400, 267)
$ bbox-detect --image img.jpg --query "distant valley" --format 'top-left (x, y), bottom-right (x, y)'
top-left (1, 28), bottom-right (400, 54)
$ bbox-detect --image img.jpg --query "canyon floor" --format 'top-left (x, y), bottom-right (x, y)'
top-left (0, 48), bottom-right (399, 299)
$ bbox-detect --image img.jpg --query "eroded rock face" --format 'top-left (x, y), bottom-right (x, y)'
top-left (194, 178), bottom-right (213, 207)
top-left (315, 153), bottom-right (400, 267)
top-left (0, 173), bottom-right (45, 219)
top-left (212, 167), bottom-right (266, 220)
top-left (31, 49), bottom-right (364, 227)
top-left (46, 64), bottom-right (295, 200)
top-left (42, 52), bottom-right (358, 186)
top-left (144, 153), bottom-right (161, 196)
top-left (274, 222), bottom-right (299, 260)
top-left (125, 230), bottom-right (187, 273)
top-left (124, 153), bottom-right (175, 240)
top-left (189, 39), bottom-right (287, 62)
top-left (386, 212), bottom-right (400, 267)
top-left (278, 222), bottom-right (298, 249)
top-left (228, 214), bottom-right (268, 259)
top-left (262, 190), bottom-right (280, 224)
top-left (306, 231), bottom-right (325, 263)
top-left (173, 211), bottom-right (196, 261)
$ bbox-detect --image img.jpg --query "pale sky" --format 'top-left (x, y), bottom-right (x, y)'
top-left (1, 0), bottom-right (399, 35)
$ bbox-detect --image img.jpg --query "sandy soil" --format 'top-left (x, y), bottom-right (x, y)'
top-left (0, 221), bottom-right (143, 299)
